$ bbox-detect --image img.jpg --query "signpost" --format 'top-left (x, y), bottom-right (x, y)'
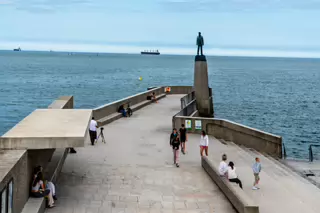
top-left (195, 120), bottom-right (202, 130)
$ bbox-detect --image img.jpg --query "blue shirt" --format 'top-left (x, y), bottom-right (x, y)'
top-left (252, 162), bottom-right (261, 174)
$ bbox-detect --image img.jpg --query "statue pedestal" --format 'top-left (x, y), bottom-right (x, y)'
top-left (194, 55), bottom-right (214, 117)
top-left (195, 55), bottom-right (207, 62)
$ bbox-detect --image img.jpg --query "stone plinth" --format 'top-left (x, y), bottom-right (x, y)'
top-left (0, 109), bottom-right (92, 149)
top-left (194, 55), bottom-right (214, 117)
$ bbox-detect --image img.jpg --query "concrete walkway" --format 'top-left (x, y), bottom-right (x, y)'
top-left (204, 137), bottom-right (320, 213)
top-left (46, 95), bottom-right (235, 213)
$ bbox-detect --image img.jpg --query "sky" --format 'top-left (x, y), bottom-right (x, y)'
top-left (1, 0), bottom-right (320, 57)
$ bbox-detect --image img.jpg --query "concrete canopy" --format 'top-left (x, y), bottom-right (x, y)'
top-left (0, 109), bottom-right (92, 149)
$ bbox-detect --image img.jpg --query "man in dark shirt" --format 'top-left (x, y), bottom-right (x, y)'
top-left (179, 124), bottom-right (188, 154)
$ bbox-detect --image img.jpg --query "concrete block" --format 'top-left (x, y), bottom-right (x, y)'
top-left (0, 109), bottom-right (92, 149)
top-left (201, 156), bottom-right (259, 213)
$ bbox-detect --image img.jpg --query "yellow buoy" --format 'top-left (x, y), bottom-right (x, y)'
top-left (139, 77), bottom-right (143, 81)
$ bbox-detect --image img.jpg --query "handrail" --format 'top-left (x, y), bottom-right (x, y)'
top-left (283, 143), bottom-right (287, 159)
top-left (309, 144), bottom-right (320, 162)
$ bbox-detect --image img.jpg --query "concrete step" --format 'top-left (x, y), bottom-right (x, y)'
top-left (208, 137), bottom-right (318, 213)
top-left (234, 144), bottom-right (320, 213)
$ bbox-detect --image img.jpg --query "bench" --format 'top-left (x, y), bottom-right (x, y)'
top-left (21, 148), bottom-right (69, 213)
top-left (202, 156), bottom-right (259, 213)
top-left (97, 93), bottom-right (166, 126)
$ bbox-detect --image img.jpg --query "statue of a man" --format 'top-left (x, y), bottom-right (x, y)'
top-left (196, 32), bottom-right (204, 55)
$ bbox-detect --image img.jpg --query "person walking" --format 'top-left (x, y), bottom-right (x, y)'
top-left (199, 130), bottom-right (209, 156)
top-left (227, 161), bottom-right (243, 189)
top-left (179, 124), bottom-right (188, 154)
top-left (252, 157), bottom-right (262, 190)
top-left (89, 117), bottom-right (98, 146)
top-left (170, 128), bottom-right (181, 168)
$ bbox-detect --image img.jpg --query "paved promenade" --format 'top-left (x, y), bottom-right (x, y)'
top-left (46, 95), bottom-right (235, 213)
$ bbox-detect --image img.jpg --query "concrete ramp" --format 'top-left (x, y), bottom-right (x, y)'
top-left (199, 135), bottom-right (320, 213)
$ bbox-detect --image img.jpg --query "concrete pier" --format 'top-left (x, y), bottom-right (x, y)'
top-left (46, 95), bottom-right (235, 213)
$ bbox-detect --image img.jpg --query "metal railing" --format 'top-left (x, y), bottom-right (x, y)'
top-left (283, 143), bottom-right (287, 159)
top-left (309, 144), bottom-right (320, 162)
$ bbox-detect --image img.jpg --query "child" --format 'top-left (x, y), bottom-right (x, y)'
top-left (252, 157), bottom-right (262, 190)
top-left (199, 130), bottom-right (209, 156)
top-left (170, 128), bottom-right (180, 167)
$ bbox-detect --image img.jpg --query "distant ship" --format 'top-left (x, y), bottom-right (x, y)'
top-left (141, 50), bottom-right (160, 55)
top-left (13, 47), bottom-right (21, 51)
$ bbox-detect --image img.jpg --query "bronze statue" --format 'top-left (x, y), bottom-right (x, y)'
top-left (196, 32), bottom-right (204, 55)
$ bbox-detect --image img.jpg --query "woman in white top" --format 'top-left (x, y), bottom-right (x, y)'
top-left (219, 154), bottom-right (228, 177)
top-left (199, 130), bottom-right (209, 156)
top-left (227, 161), bottom-right (243, 189)
top-left (31, 172), bottom-right (55, 208)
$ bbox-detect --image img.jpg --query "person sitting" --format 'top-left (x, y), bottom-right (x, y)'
top-left (31, 172), bottom-right (55, 208)
top-left (151, 92), bottom-right (158, 103)
top-left (227, 161), bottom-right (243, 189)
top-left (118, 105), bottom-right (127, 117)
top-left (219, 154), bottom-right (228, 177)
top-left (127, 106), bottom-right (133, 117)
top-left (33, 166), bottom-right (57, 200)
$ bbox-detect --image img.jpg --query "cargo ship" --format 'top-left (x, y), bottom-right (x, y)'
top-left (141, 50), bottom-right (160, 55)
top-left (13, 47), bottom-right (21, 51)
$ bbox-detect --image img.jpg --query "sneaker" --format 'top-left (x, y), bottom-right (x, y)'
top-left (176, 163), bottom-right (180, 168)
top-left (252, 186), bottom-right (258, 190)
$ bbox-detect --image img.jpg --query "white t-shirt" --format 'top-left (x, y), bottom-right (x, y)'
top-left (89, 120), bottom-right (97, 131)
top-left (227, 167), bottom-right (238, 179)
top-left (219, 161), bottom-right (228, 176)
top-left (200, 135), bottom-right (209, 146)
top-left (32, 180), bottom-right (43, 191)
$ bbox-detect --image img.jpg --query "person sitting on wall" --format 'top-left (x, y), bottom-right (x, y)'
top-left (33, 166), bottom-right (57, 201)
top-left (127, 106), bottom-right (133, 117)
top-left (118, 104), bottom-right (127, 117)
top-left (31, 172), bottom-right (55, 208)
top-left (151, 92), bottom-right (158, 103)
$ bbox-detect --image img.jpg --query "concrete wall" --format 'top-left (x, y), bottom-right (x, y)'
top-left (0, 151), bottom-right (28, 213)
top-left (180, 91), bottom-right (195, 109)
top-left (48, 96), bottom-right (74, 109)
top-left (93, 86), bottom-right (193, 120)
top-left (168, 86), bottom-right (193, 94)
top-left (173, 116), bottom-right (282, 158)
top-left (93, 87), bottom-right (164, 120)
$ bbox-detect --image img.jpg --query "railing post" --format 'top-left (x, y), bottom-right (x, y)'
top-left (283, 144), bottom-right (287, 159)
top-left (309, 145), bottom-right (313, 162)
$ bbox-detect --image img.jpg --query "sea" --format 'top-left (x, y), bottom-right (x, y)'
top-left (1, 51), bottom-right (320, 159)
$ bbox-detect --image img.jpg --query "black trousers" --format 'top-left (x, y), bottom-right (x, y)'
top-left (229, 178), bottom-right (243, 189)
top-left (197, 46), bottom-right (203, 55)
top-left (89, 130), bottom-right (97, 145)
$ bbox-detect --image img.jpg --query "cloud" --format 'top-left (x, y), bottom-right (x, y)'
top-left (9, 0), bottom-right (93, 13)
top-left (0, 0), bottom-right (13, 5)
top-left (159, 0), bottom-right (320, 12)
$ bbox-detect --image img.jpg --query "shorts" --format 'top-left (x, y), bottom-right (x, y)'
top-left (254, 173), bottom-right (260, 182)
top-left (180, 138), bottom-right (186, 143)
top-left (200, 145), bottom-right (208, 148)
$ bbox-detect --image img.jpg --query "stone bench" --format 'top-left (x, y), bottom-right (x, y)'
top-left (97, 93), bottom-right (166, 126)
top-left (201, 156), bottom-right (259, 213)
top-left (21, 148), bottom-right (69, 213)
